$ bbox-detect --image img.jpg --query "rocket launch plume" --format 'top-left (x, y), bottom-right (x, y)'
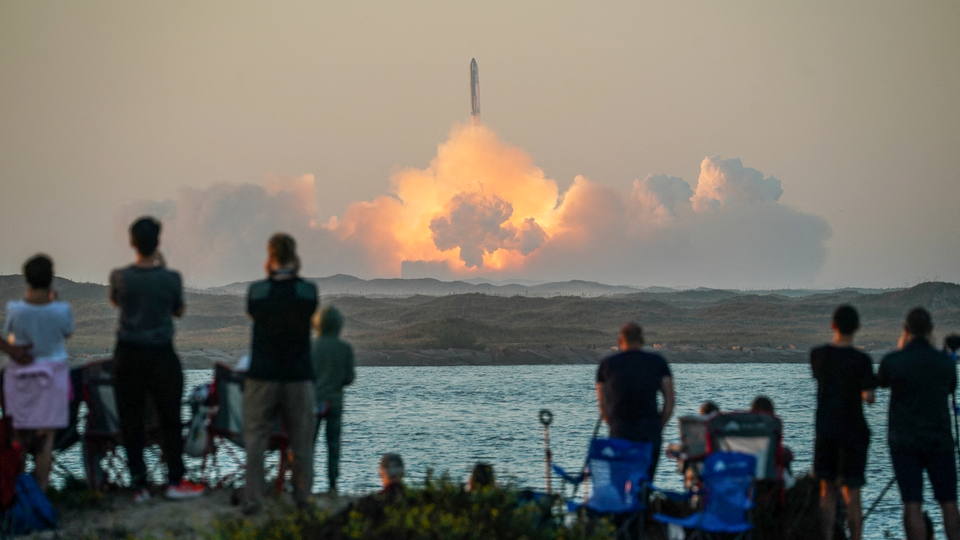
top-left (117, 123), bottom-right (831, 288)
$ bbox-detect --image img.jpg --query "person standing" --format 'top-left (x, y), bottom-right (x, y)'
top-left (595, 322), bottom-right (675, 478)
top-left (811, 304), bottom-right (877, 540)
top-left (243, 233), bottom-right (318, 514)
top-left (311, 305), bottom-right (355, 496)
top-left (109, 217), bottom-right (204, 501)
top-left (878, 307), bottom-right (960, 540)
top-left (2, 255), bottom-right (73, 491)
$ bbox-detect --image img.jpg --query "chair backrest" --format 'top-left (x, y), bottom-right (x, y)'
top-left (700, 452), bottom-right (756, 528)
top-left (80, 359), bottom-right (160, 439)
top-left (80, 360), bottom-right (121, 437)
top-left (677, 415), bottom-right (710, 459)
top-left (706, 412), bottom-right (782, 480)
top-left (585, 438), bottom-right (653, 514)
top-left (53, 366), bottom-right (84, 452)
top-left (210, 362), bottom-right (245, 447)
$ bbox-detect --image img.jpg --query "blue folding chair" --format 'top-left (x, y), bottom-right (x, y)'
top-left (654, 451), bottom-right (756, 540)
top-left (554, 438), bottom-right (654, 539)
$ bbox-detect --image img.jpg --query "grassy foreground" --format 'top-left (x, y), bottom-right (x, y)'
top-left (210, 476), bottom-right (610, 540)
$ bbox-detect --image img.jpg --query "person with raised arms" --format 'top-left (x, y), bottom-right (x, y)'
top-left (811, 304), bottom-right (877, 540)
top-left (242, 233), bottom-right (318, 514)
top-left (878, 308), bottom-right (960, 540)
top-left (109, 217), bottom-right (204, 502)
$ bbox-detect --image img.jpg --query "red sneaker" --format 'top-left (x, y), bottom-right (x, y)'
top-left (165, 480), bottom-right (205, 500)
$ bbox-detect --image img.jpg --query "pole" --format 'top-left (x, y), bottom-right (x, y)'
top-left (539, 409), bottom-right (554, 494)
top-left (863, 478), bottom-right (897, 522)
top-left (572, 415), bottom-right (603, 498)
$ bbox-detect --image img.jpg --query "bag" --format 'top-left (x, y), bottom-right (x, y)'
top-left (5, 473), bottom-right (57, 534)
top-left (183, 405), bottom-right (209, 458)
top-left (0, 417), bottom-right (21, 511)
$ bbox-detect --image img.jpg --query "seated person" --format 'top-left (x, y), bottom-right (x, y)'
top-left (699, 401), bottom-right (720, 416)
top-left (945, 334), bottom-right (960, 361)
top-left (326, 453), bottom-right (407, 533)
top-left (750, 395), bottom-right (774, 414)
top-left (467, 462), bottom-right (495, 492)
top-left (667, 401), bottom-right (719, 459)
top-left (749, 395), bottom-right (795, 480)
top-left (378, 453), bottom-right (406, 501)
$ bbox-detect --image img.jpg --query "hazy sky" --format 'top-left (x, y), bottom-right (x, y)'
top-left (1, 1), bottom-right (958, 288)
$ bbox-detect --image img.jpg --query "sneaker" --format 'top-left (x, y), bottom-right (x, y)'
top-left (165, 480), bottom-right (205, 500)
top-left (132, 488), bottom-right (151, 504)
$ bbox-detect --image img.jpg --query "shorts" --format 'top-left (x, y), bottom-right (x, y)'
top-left (814, 435), bottom-right (867, 488)
top-left (891, 452), bottom-right (958, 503)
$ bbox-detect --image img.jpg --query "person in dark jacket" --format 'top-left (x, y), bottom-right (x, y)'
top-left (243, 233), bottom-right (318, 514)
top-left (311, 305), bottom-right (356, 496)
top-left (878, 308), bottom-right (960, 540)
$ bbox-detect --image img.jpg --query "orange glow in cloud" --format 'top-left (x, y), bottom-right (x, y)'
top-left (332, 124), bottom-right (560, 275)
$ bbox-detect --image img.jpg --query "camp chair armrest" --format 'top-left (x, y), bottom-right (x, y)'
top-left (552, 464), bottom-right (585, 485)
top-left (655, 489), bottom-right (693, 502)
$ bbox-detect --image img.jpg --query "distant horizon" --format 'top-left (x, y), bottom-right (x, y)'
top-left (3, 270), bottom-right (945, 294)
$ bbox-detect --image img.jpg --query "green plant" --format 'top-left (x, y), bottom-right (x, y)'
top-left (210, 476), bottom-right (612, 540)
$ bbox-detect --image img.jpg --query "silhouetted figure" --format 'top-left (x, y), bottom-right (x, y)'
top-left (3, 255), bottom-right (72, 491)
top-left (467, 462), bottom-right (495, 492)
top-left (878, 308), bottom-right (960, 540)
top-left (110, 217), bottom-right (203, 502)
top-left (378, 453), bottom-right (406, 501)
top-left (596, 322), bottom-right (675, 478)
top-left (811, 304), bottom-right (877, 540)
top-left (311, 305), bottom-right (356, 496)
top-left (699, 401), bottom-right (720, 416)
top-left (750, 395), bottom-right (774, 414)
top-left (243, 233), bottom-right (318, 514)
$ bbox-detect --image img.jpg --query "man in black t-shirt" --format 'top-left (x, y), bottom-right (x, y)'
top-left (596, 322), bottom-right (675, 478)
top-left (878, 308), bottom-right (960, 540)
top-left (811, 305), bottom-right (877, 540)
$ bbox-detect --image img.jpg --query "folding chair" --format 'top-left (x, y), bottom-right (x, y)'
top-left (654, 451), bottom-right (756, 540)
top-left (79, 359), bottom-right (163, 491)
top-left (554, 438), bottom-right (655, 540)
top-left (705, 412), bottom-right (783, 481)
top-left (49, 366), bottom-right (85, 481)
top-left (197, 362), bottom-right (289, 493)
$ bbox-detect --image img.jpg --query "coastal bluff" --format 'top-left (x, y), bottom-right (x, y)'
top-left (1, 275), bottom-right (956, 363)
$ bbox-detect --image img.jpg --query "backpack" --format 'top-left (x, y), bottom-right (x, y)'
top-left (4, 474), bottom-right (57, 534)
top-left (183, 404), bottom-right (209, 458)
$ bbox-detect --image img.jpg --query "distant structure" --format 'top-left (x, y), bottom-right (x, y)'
top-left (470, 58), bottom-right (481, 126)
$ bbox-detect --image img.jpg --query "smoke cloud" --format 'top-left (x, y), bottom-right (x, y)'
top-left (116, 124), bottom-right (831, 288)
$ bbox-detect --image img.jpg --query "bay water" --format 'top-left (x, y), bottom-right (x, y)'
top-left (54, 363), bottom-right (955, 539)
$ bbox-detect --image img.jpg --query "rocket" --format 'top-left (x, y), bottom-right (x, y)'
top-left (470, 58), bottom-right (481, 126)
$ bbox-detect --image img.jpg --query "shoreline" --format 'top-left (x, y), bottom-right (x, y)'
top-left (67, 345), bottom-right (888, 370)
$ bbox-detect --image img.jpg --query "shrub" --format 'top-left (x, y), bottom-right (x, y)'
top-left (211, 475), bottom-right (612, 540)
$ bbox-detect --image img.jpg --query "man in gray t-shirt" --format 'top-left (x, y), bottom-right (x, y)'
top-left (109, 263), bottom-right (183, 345)
top-left (108, 217), bottom-right (203, 502)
